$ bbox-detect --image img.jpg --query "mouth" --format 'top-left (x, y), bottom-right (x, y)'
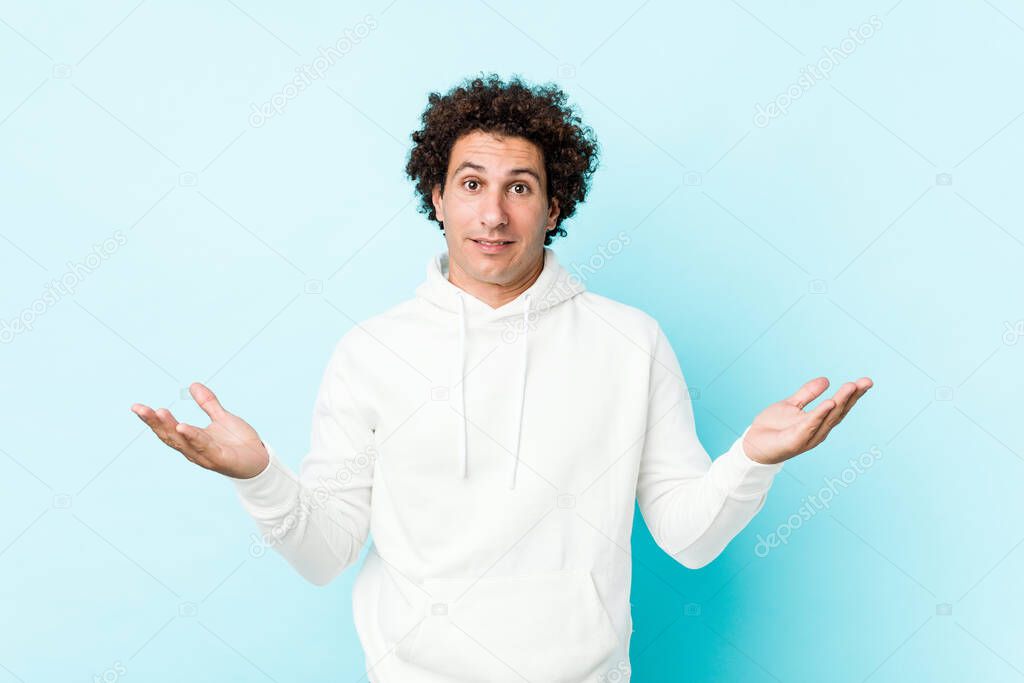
top-left (470, 238), bottom-right (514, 253)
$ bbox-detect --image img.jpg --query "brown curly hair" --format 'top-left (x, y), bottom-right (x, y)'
top-left (405, 73), bottom-right (600, 246)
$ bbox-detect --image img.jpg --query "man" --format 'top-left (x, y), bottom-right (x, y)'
top-left (131, 74), bottom-right (871, 682)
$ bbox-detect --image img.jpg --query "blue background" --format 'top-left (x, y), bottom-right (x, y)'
top-left (2, 1), bottom-right (1023, 681)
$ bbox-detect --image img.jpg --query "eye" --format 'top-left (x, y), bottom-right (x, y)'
top-left (510, 183), bottom-right (530, 195)
top-left (463, 179), bottom-right (480, 191)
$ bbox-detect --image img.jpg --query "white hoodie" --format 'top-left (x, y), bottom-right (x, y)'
top-left (232, 246), bottom-right (783, 682)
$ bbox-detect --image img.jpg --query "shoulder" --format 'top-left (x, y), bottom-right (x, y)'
top-left (575, 291), bottom-right (662, 348)
top-left (329, 297), bottom-right (422, 356)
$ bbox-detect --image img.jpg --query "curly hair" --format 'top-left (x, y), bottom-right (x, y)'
top-left (405, 73), bottom-right (600, 246)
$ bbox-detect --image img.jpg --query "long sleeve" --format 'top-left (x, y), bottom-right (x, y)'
top-left (636, 324), bottom-right (783, 569)
top-left (229, 335), bottom-right (377, 586)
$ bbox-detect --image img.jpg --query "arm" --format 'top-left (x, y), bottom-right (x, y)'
top-left (636, 324), bottom-right (783, 569)
top-left (231, 335), bottom-right (377, 586)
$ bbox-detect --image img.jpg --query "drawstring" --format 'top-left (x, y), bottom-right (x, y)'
top-left (456, 291), bottom-right (468, 479)
top-left (510, 293), bottom-right (530, 489)
top-left (453, 291), bottom-right (531, 490)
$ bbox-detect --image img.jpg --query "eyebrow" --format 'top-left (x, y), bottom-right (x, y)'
top-left (451, 161), bottom-right (542, 184)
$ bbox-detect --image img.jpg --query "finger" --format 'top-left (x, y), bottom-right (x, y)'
top-left (808, 382), bottom-right (858, 446)
top-left (153, 407), bottom-right (180, 433)
top-left (154, 407), bottom-right (196, 452)
top-left (144, 405), bottom-right (196, 455)
top-left (836, 378), bottom-right (873, 422)
top-left (799, 401), bottom-right (841, 452)
top-left (175, 422), bottom-right (211, 452)
top-left (189, 382), bottom-right (228, 422)
top-left (789, 397), bottom-right (834, 446)
top-left (132, 404), bottom-right (177, 443)
top-left (130, 403), bottom-right (159, 429)
top-left (175, 423), bottom-right (216, 468)
top-left (784, 377), bottom-right (830, 410)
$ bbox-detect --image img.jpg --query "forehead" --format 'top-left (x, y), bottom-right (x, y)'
top-left (447, 131), bottom-right (544, 178)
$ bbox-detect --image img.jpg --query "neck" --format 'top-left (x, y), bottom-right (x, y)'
top-left (447, 250), bottom-right (545, 310)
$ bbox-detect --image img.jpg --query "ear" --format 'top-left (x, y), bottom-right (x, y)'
top-left (431, 183), bottom-right (445, 222)
top-left (545, 196), bottom-right (560, 231)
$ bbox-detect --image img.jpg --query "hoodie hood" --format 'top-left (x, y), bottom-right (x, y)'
top-left (414, 246), bottom-right (585, 489)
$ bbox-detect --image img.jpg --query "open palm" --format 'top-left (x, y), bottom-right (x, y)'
top-left (742, 376), bottom-right (873, 465)
top-left (130, 382), bottom-right (270, 479)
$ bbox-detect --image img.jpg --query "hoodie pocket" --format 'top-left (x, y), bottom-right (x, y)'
top-left (395, 569), bottom-right (620, 683)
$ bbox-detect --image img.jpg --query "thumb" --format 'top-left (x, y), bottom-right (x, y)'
top-left (784, 376), bottom-right (829, 410)
top-left (189, 382), bottom-right (229, 421)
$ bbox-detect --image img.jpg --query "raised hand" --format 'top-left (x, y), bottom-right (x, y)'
top-left (742, 376), bottom-right (873, 465)
top-left (130, 382), bottom-right (270, 479)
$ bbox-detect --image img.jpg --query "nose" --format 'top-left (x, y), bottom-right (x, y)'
top-left (479, 187), bottom-right (509, 229)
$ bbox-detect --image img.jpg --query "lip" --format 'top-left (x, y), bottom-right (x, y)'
top-left (470, 238), bottom-right (514, 254)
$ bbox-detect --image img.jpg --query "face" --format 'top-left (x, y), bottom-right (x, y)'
top-left (431, 130), bottom-right (559, 288)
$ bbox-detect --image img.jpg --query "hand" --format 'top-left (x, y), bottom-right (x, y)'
top-left (130, 382), bottom-right (270, 479)
top-left (742, 376), bottom-right (873, 465)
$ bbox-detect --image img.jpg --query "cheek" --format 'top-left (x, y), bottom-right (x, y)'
top-left (445, 197), bottom-right (475, 221)
top-left (513, 201), bottom-right (547, 222)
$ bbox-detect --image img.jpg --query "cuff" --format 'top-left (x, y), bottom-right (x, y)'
top-left (709, 425), bottom-right (784, 499)
top-left (229, 441), bottom-right (301, 511)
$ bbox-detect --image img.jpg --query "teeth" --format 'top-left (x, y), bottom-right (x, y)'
top-left (478, 240), bottom-right (509, 245)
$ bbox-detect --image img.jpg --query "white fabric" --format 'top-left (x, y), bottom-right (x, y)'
top-left (231, 246), bottom-right (783, 682)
